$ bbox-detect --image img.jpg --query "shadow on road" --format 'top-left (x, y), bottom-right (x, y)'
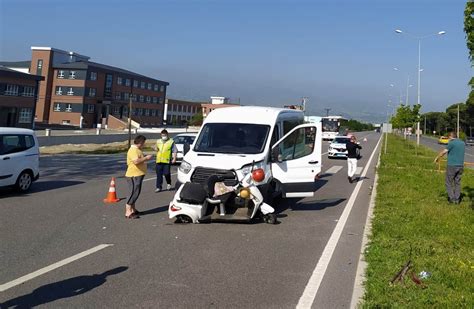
top-left (0, 180), bottom-right (84, 198)
top-left (0, 266), bottom-right (128, 308)
top-left (290, 198), bottom-right (346, 211)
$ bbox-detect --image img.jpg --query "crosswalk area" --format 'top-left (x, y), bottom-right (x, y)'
top-left (322, 165), bottom-right (363, 176)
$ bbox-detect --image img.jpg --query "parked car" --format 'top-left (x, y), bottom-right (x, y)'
top-left (466, 136), bottom-right (474, 146)
top-left (173, 133), bottom-right (197, 161)
top-left (328, 136), bottom-right (360, 159)
top-left (0, 128), bottom-right (40, 192)
top-left (438, 136), bottom-right (449, 145)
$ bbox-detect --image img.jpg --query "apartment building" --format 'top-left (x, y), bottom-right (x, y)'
top-left (0, 66), bottom-right (43, 128)
top-left (2, 47), bottom-right (169, 128)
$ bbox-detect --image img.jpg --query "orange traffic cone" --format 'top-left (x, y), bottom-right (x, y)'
top-left (363, 137), bottom-right (368, 142)
top-left (103, 177), bottom-right (120, 203)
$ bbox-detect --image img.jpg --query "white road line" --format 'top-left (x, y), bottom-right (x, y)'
top-left (143, 172), bottom-right (177, 182)
top-left (355, 167), bottom-right (363, 175)
top-left (296, 135), bottom-right (382, 309)
top-left (322, 151), bottom-right (328, 156)
top-left (0, 244), bottom-right (113, 292)
top-left (325, 166), bottom-right (343, 175)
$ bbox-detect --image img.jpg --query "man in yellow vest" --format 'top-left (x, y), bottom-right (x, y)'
top-left (155, 129), bottom-right (177, 192)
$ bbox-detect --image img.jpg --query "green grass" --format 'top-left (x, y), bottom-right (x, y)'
top-left (362, 134), bottom-right (474, 308)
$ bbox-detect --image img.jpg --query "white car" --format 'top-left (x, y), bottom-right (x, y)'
top-left (173, 133), bottom-right (197, 161)
top-left (328, 136), bottom-right (360, 159)
top-left (0, 128), bottom-right (40, 192)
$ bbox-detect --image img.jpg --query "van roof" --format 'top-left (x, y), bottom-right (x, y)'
top-left (204, 106), bottom-right (303, 125)
top-left (0, 127), bottom-right (35, 134)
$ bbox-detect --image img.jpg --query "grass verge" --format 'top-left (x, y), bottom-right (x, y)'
top-left (362, 134), bottom-right (473, 307)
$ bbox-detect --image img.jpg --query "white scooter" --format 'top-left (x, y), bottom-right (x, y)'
top-left (168, 167), bottom-right (277, 224)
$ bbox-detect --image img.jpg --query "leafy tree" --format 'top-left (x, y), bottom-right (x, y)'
top-left (390, 104), bottom-right (421, 129)
top-left (189, 111), bottom-right (203, 126)
top-left (464, 1), bottom-right (474, 134)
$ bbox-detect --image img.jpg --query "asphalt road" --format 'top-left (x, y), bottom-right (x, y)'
top-left (408, 135), bottom-right (474, 165)
top-left (0, 131), bottom-right (381, 308)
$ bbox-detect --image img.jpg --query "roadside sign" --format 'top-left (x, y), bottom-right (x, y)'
top-left (382, 123), bottom-right (392, 133)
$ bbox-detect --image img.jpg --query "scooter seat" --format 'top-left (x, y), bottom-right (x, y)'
top-left (179, 182), bottom-right (207, 204)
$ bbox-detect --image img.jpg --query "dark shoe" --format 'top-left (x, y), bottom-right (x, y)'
top-left (348, 176), bottom-right (353, 183)
top-left (125, 213), bottom-right (140, 219)
top-left (134, 210), bottom-right (141, 215)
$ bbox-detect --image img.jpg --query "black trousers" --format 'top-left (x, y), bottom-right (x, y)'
top-left (126, 175), bottom-right (144, 205)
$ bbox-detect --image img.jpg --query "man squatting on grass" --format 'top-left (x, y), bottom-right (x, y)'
top-left (346, 135), bottom-right (362, 183)
top-left (125, 135), bottom-right (153, 219)
top-left (434, 132), bottom-right (465, 204)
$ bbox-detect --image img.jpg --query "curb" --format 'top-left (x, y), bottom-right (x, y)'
top-left (349, 140), bottom-right (382, 308)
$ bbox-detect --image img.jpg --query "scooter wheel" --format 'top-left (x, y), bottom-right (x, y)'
top-left (175, 215), bottom-right (193, 224)
top-left (265, 213), bottom-right (277, 225)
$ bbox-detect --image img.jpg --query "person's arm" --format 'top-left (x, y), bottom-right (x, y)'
top-left (434, 149), bottom-right (448, 163)
top-left (171, 143), bottom-right (178, 163)
top-left (131, 149), bottom-right (152, 164)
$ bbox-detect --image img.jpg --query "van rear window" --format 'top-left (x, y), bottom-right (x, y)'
top-left (194, 123), bottom-right (270, 154)
top-left (0, 135), bottom-right (35, 155)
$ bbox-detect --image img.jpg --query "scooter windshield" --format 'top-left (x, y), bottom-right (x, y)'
top-left (194, 123), bottom-right (270, 155)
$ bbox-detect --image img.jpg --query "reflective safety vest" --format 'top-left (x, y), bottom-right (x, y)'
top-left (156, 138), bottom-right (174, 163)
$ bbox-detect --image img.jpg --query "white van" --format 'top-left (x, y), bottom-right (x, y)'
top-left (178, 106), bottom-right (322, 199)
top-left (0, 128), bottom-right (40, 192)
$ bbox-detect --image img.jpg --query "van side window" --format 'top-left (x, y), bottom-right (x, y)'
top-left (283, 120), bottom-right (303, 135)
top-left (270, 126), bottom-right (279, 147)
top-left (277, 127), bottom-right (315, 161)
top-left (0, 135), bottom-right (34, 155)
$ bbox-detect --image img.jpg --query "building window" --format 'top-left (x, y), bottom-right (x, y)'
top-left (145, 109), bottom-right (150, 116)
top-left (159, 97), bottom-right (164, 104)
top-left (54, 103), bottom-right (61, 112)
top-left (67, 88), bottom-right (74, 96)
top-left (133, 80), bottom-right (138, 88)
top-left (22, 86), bottom-right (35, 97)
top-left (105, 74), bottom-right (113, 97)
top-left (178, 105), bottom-right (182, 112)
top-left (140, 81), bottom-right (145, 89)
top-left (123, 107), bottom-right (128, 117)
top-left (160, 85), bottom-right (165, 92)
top-left (151, 109), bottom-right (156, 116)
top-left (154, 84), bottom-right (158, 91)
top-left (124, 92), bottom-right (130, 100)
top-left (90, 72), bottom-right (97, 80)
top-left (115, 92), bottom-right (122, 100)
top-left (5, 84), bottom-right (19, 96)
top-left (62, 120), bottom-right (71, 125)
top-left (87, 104), bottom-right (95, 113)
top-left (152, 97), bottom-right (157, 103)
top-left (88, 88), bottom-right (96, 97)
top-left (65, 104), bottom-right (72, 112)
top-left (56, 87), bottom-right (63, 95)
top-left (138, 108), bottom-right (143, 116)
top-left (125, 78), bottom-right (131, 86)
top-left (36, 59), bottom-right (43, 75)
top-left (18, 108), bottom-right (32, 123)
top-left (132, 94), bottom-right (137, 102)
top-left (113, 106), bottom-right (120, 115)
top-left (117, 77), bottom-right (122, 85)
top-left (147, 83), bottom-right (152, 90)
top-left (139, 95), bottom-right (144, 102)
top-left (57, 70), bottom-right (65, 78)
top-left (69, 71), bottom-right (76, 79)
top-left (146, 96), bottom-right (151, 103)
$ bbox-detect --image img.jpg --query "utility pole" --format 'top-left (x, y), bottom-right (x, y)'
top-left (457, 103), bottom-right (460, 137)
top-left (324, 108), bottom-right (331, 117)
top-left (301, 97), bottom-right (308, 114)
top-left (424, 115), bottom-right (426, 135)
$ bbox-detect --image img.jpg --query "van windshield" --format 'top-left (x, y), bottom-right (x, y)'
top-left (194, 123), bottom-right (270, 154)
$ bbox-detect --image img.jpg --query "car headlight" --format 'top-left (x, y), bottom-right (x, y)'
top-left (179, 160), bottom-right (192, 174)
top-left (240, 161), bottom-right (265, 177)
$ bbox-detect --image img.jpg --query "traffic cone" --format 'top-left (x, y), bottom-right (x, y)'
top-left (363, 137), bottom-right (367, 142)
top-left (103, 177), bottom-right (120, 203)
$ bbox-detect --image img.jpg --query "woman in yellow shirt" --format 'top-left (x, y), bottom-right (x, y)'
top-left (125, 135), bottom-right (152, 219)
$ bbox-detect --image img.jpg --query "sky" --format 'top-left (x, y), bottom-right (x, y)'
top-left (0, 0), bottom-right (472, 122)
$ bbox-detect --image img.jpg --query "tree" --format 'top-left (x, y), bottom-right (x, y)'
top-left (189, 111), bottom-right (203, 126)
top-left (390, 104), bottom-right (421, 129)
top-left (464, 1), bottom-right (474, 134)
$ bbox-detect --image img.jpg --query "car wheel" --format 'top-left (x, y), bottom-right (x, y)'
top-left (175, 215), bottom-right (193, 224)
top-left (16, 171), bottom-right (33, 193)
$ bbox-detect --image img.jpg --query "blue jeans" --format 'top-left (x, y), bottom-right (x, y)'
top-left (156, 163), bottom-right (171, 189)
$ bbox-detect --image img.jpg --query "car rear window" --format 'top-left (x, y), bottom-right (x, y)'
top-left (0, 134), bottom-right (35, 155)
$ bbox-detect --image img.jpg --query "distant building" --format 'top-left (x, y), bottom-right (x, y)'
top-left (1, 46), bottom-right (169, 129)
top-left (0, 66), bottom-right (43, 128)
top-left (210, 96), bottom-right (229, 104)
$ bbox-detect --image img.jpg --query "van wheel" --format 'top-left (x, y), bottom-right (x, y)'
top-left (16, 171), bottom-right (33, 193)
top-left (175, 215), bottom-right (193, 224)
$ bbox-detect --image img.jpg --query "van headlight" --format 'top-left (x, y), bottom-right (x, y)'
top-left (179, 160), bottom-right (192, 174)
top-left (240, 161), bottom-right (265, 177)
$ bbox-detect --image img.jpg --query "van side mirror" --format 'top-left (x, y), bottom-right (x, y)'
top-left (271, 147), bottom-right (282, 163)
top-left (183, 143), bottom-right (190, 155)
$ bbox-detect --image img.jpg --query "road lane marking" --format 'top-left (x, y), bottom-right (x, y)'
top-left (325, 166), bottom-right (343, 175)
top-left (0, 244), bottom-right (113, 292)
top-left (143, 172), bottom-right (177, 182)
top-left (355, 167), bottom-right (363, 175)
top-left (296, 135), bottom-right (382, 309)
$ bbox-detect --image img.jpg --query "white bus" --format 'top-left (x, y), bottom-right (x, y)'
top-left (321, 116), bottom-right (346, 140)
